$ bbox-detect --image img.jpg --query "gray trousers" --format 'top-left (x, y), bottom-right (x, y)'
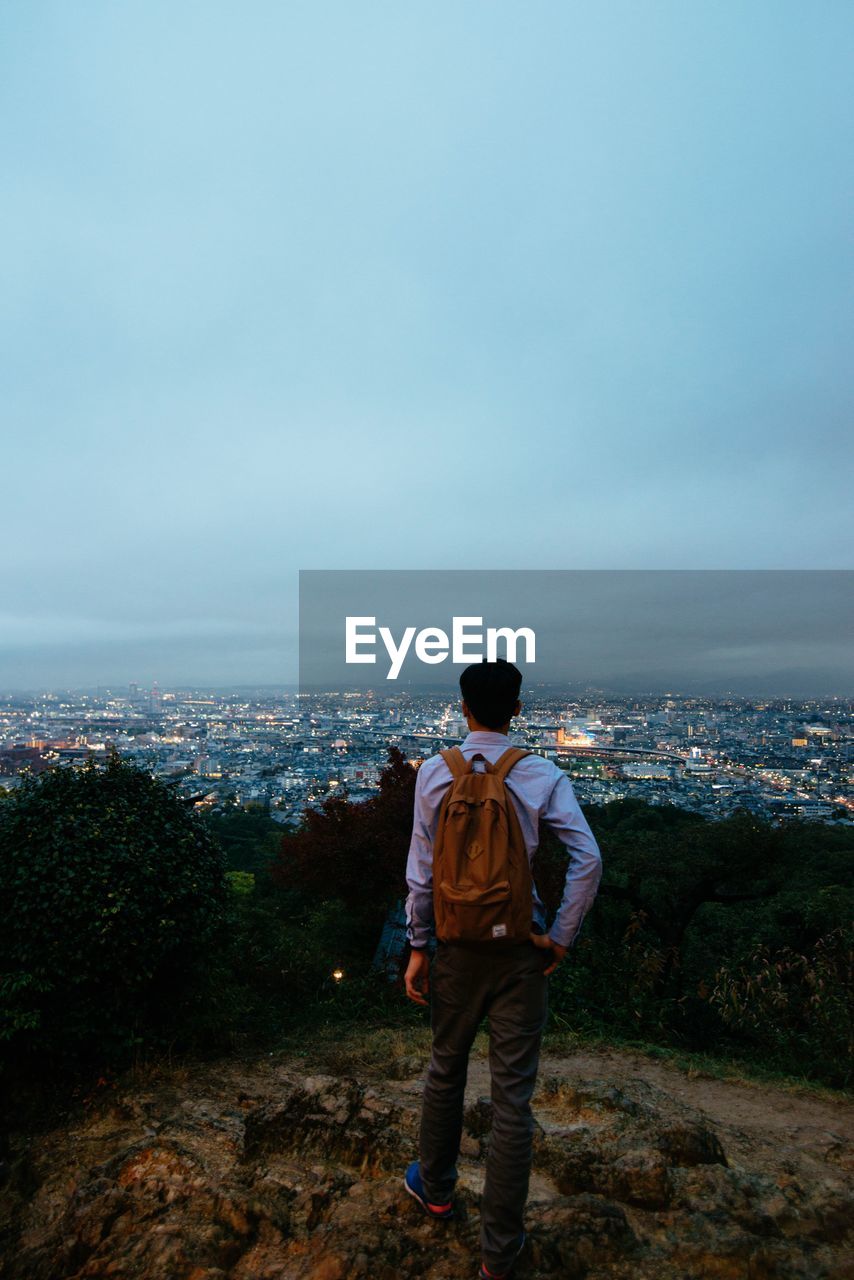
top-left (418, 938), bottom-right (549, 1274)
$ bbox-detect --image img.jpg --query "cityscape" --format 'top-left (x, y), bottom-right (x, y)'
top-left (1, 683), bottom-right (851, 827)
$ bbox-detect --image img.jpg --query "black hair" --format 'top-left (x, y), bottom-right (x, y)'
top-left (459, 658), bottom-right (522, 730)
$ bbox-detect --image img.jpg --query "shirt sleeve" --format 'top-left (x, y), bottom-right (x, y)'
top-left (404, 764), bottom-right (437, 949)
top-left (541, 770), bottom-right (603, 949)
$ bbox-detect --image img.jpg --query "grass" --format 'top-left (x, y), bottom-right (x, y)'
top-left (4, 990), bottom-right (848, 1145)
top-left (259, 1015), bottom-right (852, 1104)
top-left (4, 1015), bottom-right (848, 1151)
top-left (541, 1024), bottom-right (853, 1103)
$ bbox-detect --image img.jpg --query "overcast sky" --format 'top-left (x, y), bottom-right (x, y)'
top-left (1, 2), bottom-right (852, 691)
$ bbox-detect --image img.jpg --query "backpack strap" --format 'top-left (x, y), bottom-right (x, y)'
top-left (440, 746), bottom-right (468, 778)
top-left (492, 747), bottom-right (531, 781)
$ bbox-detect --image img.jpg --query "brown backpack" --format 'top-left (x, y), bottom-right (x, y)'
top-left (432, 746), bottom-right (533, 944)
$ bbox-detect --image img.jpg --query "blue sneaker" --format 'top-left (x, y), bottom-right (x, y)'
top-left (403, 1160), bottom-right (455, 1220)
top-left (478, 1230), bottom-right (527, 1278)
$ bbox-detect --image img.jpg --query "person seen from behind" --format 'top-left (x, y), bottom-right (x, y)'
top-left (401, 658), bottom-right (603, 1279)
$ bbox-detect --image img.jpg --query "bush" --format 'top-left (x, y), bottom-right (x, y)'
top-left (273, 746), bottom-right (417, 945)
top-left (708, 925), bottom-right (854, 1087)
top-left (161, 881), bottom-right (418, 1055)
top-left (0, 752), bottom-right (230, 1078)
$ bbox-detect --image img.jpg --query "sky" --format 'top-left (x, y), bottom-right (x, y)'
top-left (1, 2), bottom-right (852, 691)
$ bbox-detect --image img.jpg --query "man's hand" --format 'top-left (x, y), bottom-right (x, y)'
top-left (405, 948), bottom-right (431, 1006)
top-left (530, 932), bottom-right (568, 976)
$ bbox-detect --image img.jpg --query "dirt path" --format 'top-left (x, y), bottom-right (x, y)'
top-left (530, 1047), bottom-right (852, 1174)
top-left (389, 1042), bottom-right (853, 1185)
top-left (530, 1047), bottom-right (851, 1138)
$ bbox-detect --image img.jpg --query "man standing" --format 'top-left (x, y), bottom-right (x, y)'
top-left (402, 659), bottom-right (603, 1280)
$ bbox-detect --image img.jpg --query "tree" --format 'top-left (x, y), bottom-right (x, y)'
top-left (0, 751), bottom-right (230, 1074)
top-left (594, 806), bottom-right (784, 1001)
top-left (271, 747), bottom-right (417, 940)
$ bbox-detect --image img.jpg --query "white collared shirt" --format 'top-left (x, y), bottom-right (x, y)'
top-left (404, 729), bottom-right (603, 950)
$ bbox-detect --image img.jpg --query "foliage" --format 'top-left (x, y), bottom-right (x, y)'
top-left (151, 876), bottom-right (420, 1057)
top-left (271, 746), bottom-right (417, 942)
top-left (226, 870), bottom-right (256, 895)
top-left (531, 796), bottom-right (854, 1086)
top-left (3, 741), bottom-right (852, 1097)
top-left (203, 809), bottom-right (283, 874)
top-left (708, 925), bottom-right (853, 1086)
top-left (265, 759), bottom-right (854, 1086)
top-left (0, 752), bottom-right (230, 1077)
top-left (262, 761), bottom-right (854, 1087)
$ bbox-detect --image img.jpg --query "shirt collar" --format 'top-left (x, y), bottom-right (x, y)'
top-left (462, 730), bottom-right (512, 746)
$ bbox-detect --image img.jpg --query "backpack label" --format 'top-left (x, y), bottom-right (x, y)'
top-left (492, 923), bottom-right (508, 938)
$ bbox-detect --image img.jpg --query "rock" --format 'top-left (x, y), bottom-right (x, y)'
top-left (608, 1147), bottom-right (673, 1208)
top-left (463, 1096), bottom-right (493, 1139)
top-left (656, 1119), bottom-right (728, 1167)
top-left (387, 1055), bottom-right (423, 1080)
top-left (536, 1075), bottom-right (647, 1121)
top-left (0, 1055), bottom-right (850, 1280)
top-left (528, 1192), bottom-right (638, 1277)
top-left (241, 1076), bottom-right (414, 1175)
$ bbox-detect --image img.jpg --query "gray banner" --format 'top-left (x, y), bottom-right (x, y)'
top-left (298, 570), bottom-right (853, 697)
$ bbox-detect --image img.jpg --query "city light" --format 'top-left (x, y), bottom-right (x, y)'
top-left (0, 687), bottom-right (849, 827)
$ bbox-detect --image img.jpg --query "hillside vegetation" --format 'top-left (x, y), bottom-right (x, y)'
top-left (1, 748), bottom-right (851, 1112)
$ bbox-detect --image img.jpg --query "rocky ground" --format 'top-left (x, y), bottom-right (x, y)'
top-left (0, 1041), bottom-right (851, 1280)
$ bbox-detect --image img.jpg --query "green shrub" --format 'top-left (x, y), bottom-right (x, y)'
top-left (708, 925), bottom-right (853, 1087)
top-left (158, 883), bottom-right (396, 1055)
top-left (0, 752), bottom-right (230, 1076)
